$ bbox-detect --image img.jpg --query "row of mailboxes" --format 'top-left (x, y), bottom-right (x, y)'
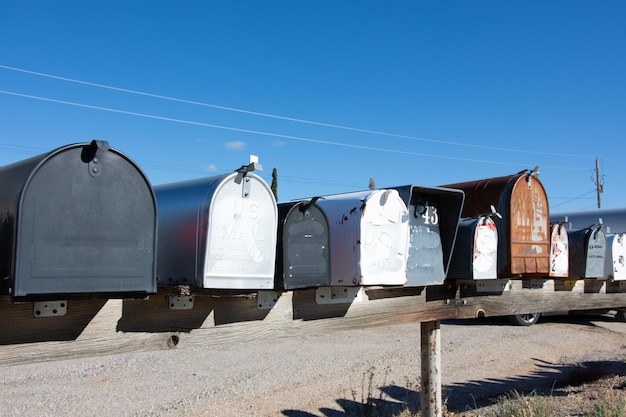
top-left (3, 142), bottom-right (625, 302)
top-left (0, 141), bottom-right (157, 300)
top-left (276, 185), bottom-right (464, 289)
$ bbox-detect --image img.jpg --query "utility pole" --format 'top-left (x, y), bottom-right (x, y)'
top-left (595, 158), bottom-right (603, 209)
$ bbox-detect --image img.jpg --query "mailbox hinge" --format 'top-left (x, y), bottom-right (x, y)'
top-left (168, 295), bottom-right (194, 310)
top-left (33, 300), bottom-right (67, 317)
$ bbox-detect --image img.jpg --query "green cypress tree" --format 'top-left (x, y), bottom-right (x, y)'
top-left (271, 168), bottom-right (278, 201)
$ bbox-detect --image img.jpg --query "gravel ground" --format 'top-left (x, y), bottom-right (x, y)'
top-left (1, 314), bottom-right (626, 416)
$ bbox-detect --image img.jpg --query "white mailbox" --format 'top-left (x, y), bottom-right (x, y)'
top-left (549, 223), bottom-right (569, 278)
top-left (155, 161), bottom-right (278, 289)
top-left (447, 216), bottom-right (498, 280)
top-left (315, 189), bottom-right (409, 286)
top-left (605, 233), bottom-right (626, 281)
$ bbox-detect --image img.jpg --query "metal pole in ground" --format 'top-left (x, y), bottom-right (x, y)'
top-left (420, 319), bottom-right (442, 417)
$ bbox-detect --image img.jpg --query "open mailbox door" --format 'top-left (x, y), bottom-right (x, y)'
top-left (391, 185), bottom-right (464, 286)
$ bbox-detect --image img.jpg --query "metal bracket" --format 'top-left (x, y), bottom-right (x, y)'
top-left (315, 286), bottom-right (364, 305)
top-left (33, 301), bottom-right (67, 317)
top-left (476, 280), bottom-right (511, 293)
top-left (168, 295), bottom-right (194, 310)
top-left (242, 176), bottom-right (252, 198)
top-left (530, 280), bottom-right (548, 290)
top-left (257, 291), bottom-right (280, 309)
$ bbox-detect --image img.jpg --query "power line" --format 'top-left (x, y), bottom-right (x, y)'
top-left (0, 89), bottom-right (588, 171)
top-left (0, 64), bottom-right (590, 158)
top-left (550, 189), bottom-right (597, 209)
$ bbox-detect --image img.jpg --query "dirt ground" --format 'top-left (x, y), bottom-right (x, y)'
top-left (1, 313), bottom-right (626, 416)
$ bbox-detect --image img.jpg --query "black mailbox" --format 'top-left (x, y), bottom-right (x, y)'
top-left (568, 225), bottom-right (606, 279)
top-left (446, 216), bottom-right (498, 280)
top-left (0, 141), bottom-right (157, 300)
top-left (391, 185), bottom-right (464, 286)
top-left (276, 198), bottom-right (330, 290)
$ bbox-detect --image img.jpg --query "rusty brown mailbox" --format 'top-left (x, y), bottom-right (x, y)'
top-left (442, 169), bottom-right (550, 278)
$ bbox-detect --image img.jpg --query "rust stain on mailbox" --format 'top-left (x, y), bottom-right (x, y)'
top-left (442, 171), bottom-right (550, 277)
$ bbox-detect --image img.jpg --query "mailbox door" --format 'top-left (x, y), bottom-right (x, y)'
top-left (472, 217), bottom-right (498, 279)
top-left (549, 224), bottom-right (569, 278)
top-left (282, 202), bottom-right (330, 289)
top-left (606, 233), bottom-right (626, 281)
top-left (508, 175), bottom-right (550, 275)
top-left (13, 142), bottom-right (156, 298)
top-left (317, 189), bottom-right (409, 286)
top-left (357, 190), bottom-right (409, 286)
top-left (584, 227), bottom-right (606, 278)
top-left (392, 185), bottom-right (464, 286)
top-left (203, 173), bottom-right (278, 289)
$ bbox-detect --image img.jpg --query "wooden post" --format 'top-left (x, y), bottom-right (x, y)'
top-left (420, 320), bottom-right (442, 417)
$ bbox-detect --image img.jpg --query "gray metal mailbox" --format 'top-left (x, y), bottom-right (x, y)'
top-left (0, 141), bottom-right (157, 300)
top-left (391, 185), bottom-right (464, 286)
top-left (276, 198), bottom-right (330, 290)
top-left (447, 216), bottom-right (498, 280)
top-left (155, 162), bottom-right (278, 289)
top-left (315, 189), bottom-right (410, 286)
top-left (568, 225), bottom-right (606, 279)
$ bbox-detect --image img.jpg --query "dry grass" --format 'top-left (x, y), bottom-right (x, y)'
top-left (348, 372), bottom-right (626, 417)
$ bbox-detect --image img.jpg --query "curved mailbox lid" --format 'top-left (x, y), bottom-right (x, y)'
top-left (442, 170), bottom-right (550, 277)
top-left (568, 226), bottom-right (606, 279)
top-left (0, 141), bottom-right (157, 299)
top-left (277, 199), bottom-right (330, 290)
top-left (447, 216), bottom-right (498, 280)
top-left (315, 189), bottom-right (409, 286)
top-left (155, 171), bottom-right (278, 289)
top-left (549, 223), bottom-right (569, 278)
top-left (390, 185), bottom-right (464, 286)
top-left (551, 208), bottom-right (626, 235)
top-left (605, 233), bottom-right (626, 281)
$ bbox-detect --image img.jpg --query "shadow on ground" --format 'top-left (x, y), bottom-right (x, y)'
top-left (281, 343), bottom-right (626, 416)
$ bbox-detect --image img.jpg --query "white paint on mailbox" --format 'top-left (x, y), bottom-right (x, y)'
top-left (316, 189), bottom-right (409, 286)
top-left (473, 217), bottom-right (498, 279)
top-left (203, 172), bottom-right (278, 289)
top-left (606, 233), bottom-right (626, 281)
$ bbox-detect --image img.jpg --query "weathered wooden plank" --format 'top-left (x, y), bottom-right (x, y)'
top-left (0, 286), bottom-right (457, 366)
top-left (456, 279), bottom-right (626, 319)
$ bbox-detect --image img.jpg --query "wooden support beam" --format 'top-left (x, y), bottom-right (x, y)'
top-left (420, 320), bottom-right (442, 417)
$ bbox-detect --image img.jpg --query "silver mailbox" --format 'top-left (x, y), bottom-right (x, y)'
top-left (391, 185), bottom-right (464, 286)
top-left (447, 216), bottom-right (498, 280)
top-left (276, 198), bottom-right (330, 290)
top-left (155, 163), bottom-right (278, 289)
top-left (568, 226), bottom-right (606, 279)
top-left (315, 189), bottom-right (410, 286)
top-left (0, 141), bottom-right (157, 300)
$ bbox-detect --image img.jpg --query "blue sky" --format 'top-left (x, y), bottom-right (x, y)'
top-left (0, 1), bottom-right (624, 212)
